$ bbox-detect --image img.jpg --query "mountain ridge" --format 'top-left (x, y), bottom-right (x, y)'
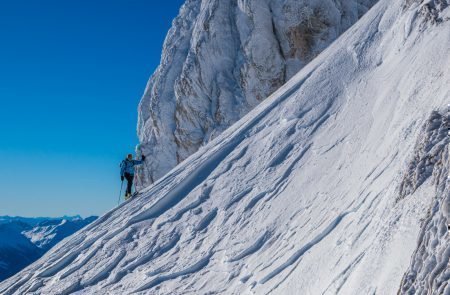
top-left (1, 0), bottom-right (449, 293)
top-left (0, 216), bottom-right (97, 282)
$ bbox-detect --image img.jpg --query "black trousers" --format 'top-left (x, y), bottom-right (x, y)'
top-left (124, 173), bottom-right (134, 195)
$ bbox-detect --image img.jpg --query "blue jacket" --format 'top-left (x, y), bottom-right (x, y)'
top-left (120, 159), bottom-right (143, 176)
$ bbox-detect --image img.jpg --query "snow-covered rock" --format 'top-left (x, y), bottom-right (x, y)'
top-left (136, 0), bottom-right (378, 187)
top-left (399, 110), bottom-right (450, 294)
top-left (1, 0), bottom-right (449, 293)
top-left (0, 216), bottom-right (96, 282)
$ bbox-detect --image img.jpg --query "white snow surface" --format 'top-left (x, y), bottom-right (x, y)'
top-left (136, 0), bottom-right (377, 187)
top-left (2, 0), bottom-right (450, 294)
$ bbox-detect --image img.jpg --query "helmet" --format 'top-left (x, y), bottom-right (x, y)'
top-left (127, 154), bottom-right (133, 159)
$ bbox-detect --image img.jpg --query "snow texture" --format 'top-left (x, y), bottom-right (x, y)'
top-left (136, 0), bottom-right (378, 187)
top-left (1, 0), bottom-right (450, 294)
top-left (399, 111), bottom-right (450, 294)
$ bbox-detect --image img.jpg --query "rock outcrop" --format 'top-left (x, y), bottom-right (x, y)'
top-left (137, 0), bottom-right (377, 186)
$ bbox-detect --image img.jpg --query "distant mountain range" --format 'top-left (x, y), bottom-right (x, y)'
top-left (2, 0), bottom-right (450, 293)
top-left (0, 215), bottom-right (96, 281)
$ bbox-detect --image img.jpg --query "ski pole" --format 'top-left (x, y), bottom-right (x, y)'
top-left (117, 180), bottom-right (124, 206)
top-left (133, 175), bottom-right (139, 197)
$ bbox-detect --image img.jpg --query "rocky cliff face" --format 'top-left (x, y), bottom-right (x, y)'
top-left (137, 0), bottom-right (377, 186)
top-left (398, 110), bottom-right (450, 294)
top-left (1, 0), bottom-right (449, 293)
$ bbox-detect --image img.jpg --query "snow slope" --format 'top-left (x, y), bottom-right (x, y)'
top-left (1, 0), bottom-right (449, 294)
top-left (0, 216), bottom-right (96, 282)
top-left (136, 0), bottom-right (378, 187)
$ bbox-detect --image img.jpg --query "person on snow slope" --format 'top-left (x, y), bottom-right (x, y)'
top-left (120, 153), bottom-right (145, 199)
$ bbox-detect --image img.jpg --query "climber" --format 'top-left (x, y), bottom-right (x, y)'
top-left (120, 153), bottom-right (146, 199)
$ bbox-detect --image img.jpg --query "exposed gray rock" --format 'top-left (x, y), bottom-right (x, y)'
top-left (136, 0), bottom-right (378, 187)
top-left (398, 110), bottom-right (448, 200)
top-left (399, 110), bottom-right (450, 294)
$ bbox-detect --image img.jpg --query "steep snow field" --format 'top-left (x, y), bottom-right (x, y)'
top-left (136, 0), bottom-right (377, 187)
top-left (1, 0), bottom-right (449, 294)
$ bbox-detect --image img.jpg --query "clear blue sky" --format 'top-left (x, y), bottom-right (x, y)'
top-left (0, 0), bottom-right (185, 217)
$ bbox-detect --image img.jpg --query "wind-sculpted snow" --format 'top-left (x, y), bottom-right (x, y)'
top-left (1, 0), bottom-right (450, 294)
top-left (136, 0), bottom-right (378, 187)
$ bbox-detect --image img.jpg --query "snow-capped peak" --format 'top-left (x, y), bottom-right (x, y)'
top-left (1, 0), bottom-right (449, 294)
